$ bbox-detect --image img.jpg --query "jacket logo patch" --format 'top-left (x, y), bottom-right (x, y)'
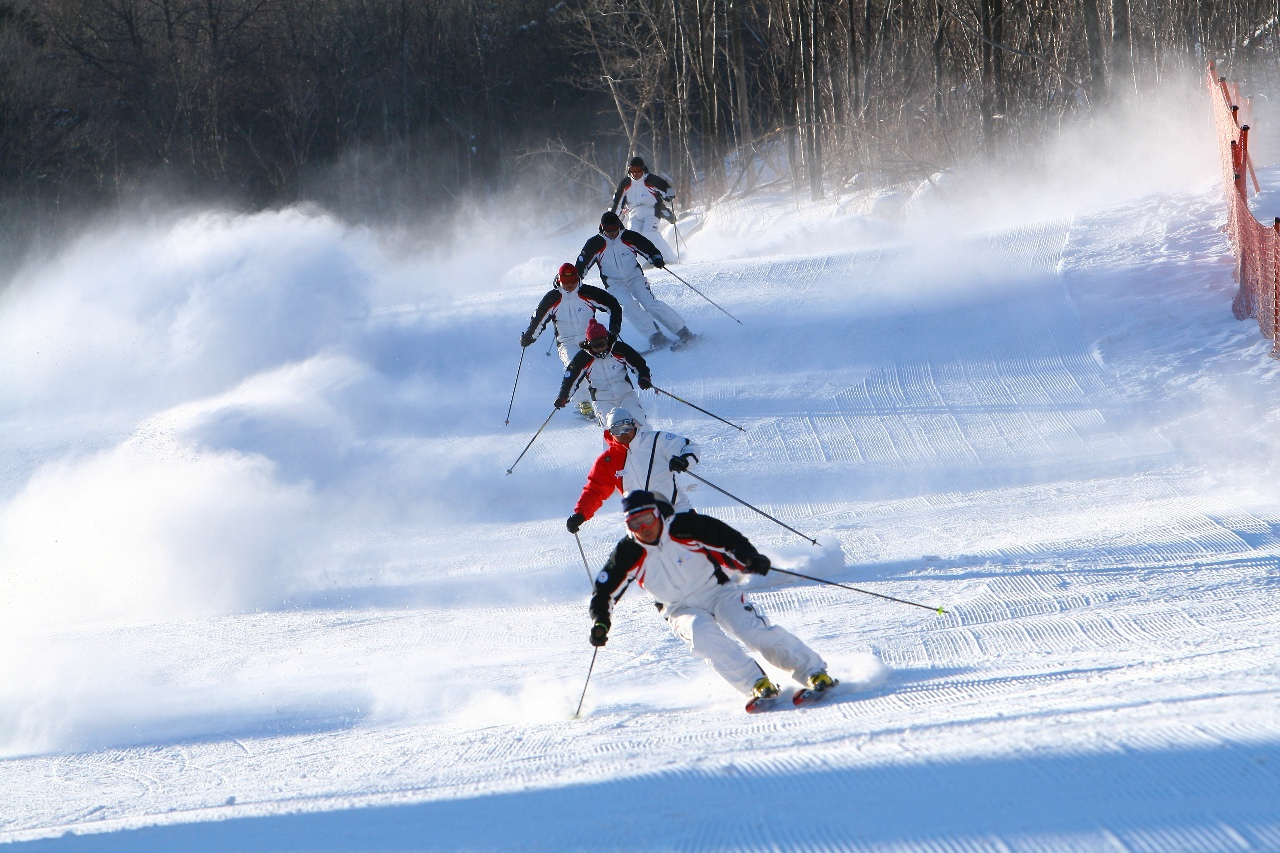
top-left (596, 570), bottom-right (610, 584)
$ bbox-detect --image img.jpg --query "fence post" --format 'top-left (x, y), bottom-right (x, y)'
top-left (1219, 76), bottom-right (1232, 108)
top-left (1273, 218), bottom-right (1280, 358)
top-left (1239, 126), bottom-right (1251, 198)
top-left (1231, 140), bottom-right (1244, 198)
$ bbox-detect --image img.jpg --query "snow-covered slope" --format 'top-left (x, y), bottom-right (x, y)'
top-left (2, 159), bottom-right (1279, 850)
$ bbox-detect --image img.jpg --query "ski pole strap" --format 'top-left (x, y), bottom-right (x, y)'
top-left (652, 386), bottom-right (744, 432)
top-left (683, 471), bottom-right (819, 546)
top-left (770, 567), bottom-right (947, 615)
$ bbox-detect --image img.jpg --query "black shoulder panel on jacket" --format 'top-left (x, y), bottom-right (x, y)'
top-left (577, 235), bottom-right (607, 276)
top-left (590, 536), bottom-right (645, 623)
top-left (668, 512), bottom-right (760, 566)
top-left (612, 340), bottom-right (649, 376)
top-left (558, 348), bottom-right (594, 398)
top-left (579, 284), bottom-right (623, 336)
top-left (611, 178), bottom-right (630, 213)
top-left (645, 174), bottom-right (673, 194)
top-left (620, 229), bottom-right (661, 262)
top-left (525, 289), bottom-right (562, 336)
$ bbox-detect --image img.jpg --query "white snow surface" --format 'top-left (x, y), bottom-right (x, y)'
top-left (3, 113), bottom-right (1280, 849)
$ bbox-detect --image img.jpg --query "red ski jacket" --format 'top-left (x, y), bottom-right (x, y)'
top-left (574, 432), bottom-right (628, 520)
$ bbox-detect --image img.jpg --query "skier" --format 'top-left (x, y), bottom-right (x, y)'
top-left (577, 211), bottom-right (696, 352)
top-left (611, 156), bottom-right (676, 261)
top-left (587, 489), bottom-right (839, 712)
top-left (521, 262), bottom-right (623, 420)
top-left (555, 319), bottom-right (652, 428)
top-left (565, 406), bottom-right (699, 534)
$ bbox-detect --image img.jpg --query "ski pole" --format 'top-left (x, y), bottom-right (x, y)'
top-left (662, 268), bottom-right (743, 325)
top-left (770, 566), bottom-right (947, 615)
top-left (651, 384), bottom-right (744, 432)
top-left (572, 646), bottom-right (599, 719)
top-left (684, 471), bottom-right (819, 546)
top-left (673, 223), bottom-right (682, 263)
top-left (506, 409), bottom-right (557, 475)
top-left (504, 348), bottom-right (526, 426)
top-left (574, 532), bottom-right (594, 585)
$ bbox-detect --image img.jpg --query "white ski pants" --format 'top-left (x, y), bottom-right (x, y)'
top-left (626, 209), bottom-right (676, 261)
top-left (663, 587), bottom-right (826, 695)
top-left (607, 273), bottom-right (686, 340)
top-left (589, 388), bottom-right (648, 430)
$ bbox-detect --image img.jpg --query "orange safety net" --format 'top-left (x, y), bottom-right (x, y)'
top-left (1208, 62), bottom-right (1280, 355)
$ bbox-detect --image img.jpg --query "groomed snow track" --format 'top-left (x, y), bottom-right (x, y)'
top-left (2, 182), bottom-right (1279, 851)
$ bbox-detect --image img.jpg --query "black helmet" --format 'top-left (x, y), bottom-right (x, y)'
top-left (628, 156), bottom-right (646, 171)
top-left (600, 211), bottom-right (623, 231)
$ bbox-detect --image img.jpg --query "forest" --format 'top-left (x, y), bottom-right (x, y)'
top-left (0, 0), bottom-right (1275, 242)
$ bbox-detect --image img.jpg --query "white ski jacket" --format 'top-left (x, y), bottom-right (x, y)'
top-left (617, 428), bottom-right (699, 512)
top-left (590, 512), bottom-right (760, 619)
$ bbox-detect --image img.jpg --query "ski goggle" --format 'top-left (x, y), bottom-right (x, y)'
top-left (608, 418), bottom-right (637, 435)
top-left (629, 167), bottom-right (644, 177)
top-left (625, 508), bottom-right (659, 530)
top-left (602, 224), bottom-right (620, 236)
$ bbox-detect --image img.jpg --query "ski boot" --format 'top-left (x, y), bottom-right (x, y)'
top-left (793, 669), bottom-right (839, 707)
top-left (577, 401), bottom-right (595, 420)
top-left (744, 676), bottom-right (781, 713)
top-left (647, 330), bottom-right (673, 350)
top-left (670, 327), bottom-right (698, 351)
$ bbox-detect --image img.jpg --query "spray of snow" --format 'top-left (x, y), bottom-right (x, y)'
top-left (0, 71), bottom-right (1248, 757)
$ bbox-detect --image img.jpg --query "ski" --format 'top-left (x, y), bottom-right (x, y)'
top-left (670, 333), bottom-right (701, 352)
top-left (744, 692), bottom-right (788, 713)
top-left (793, 677), bottom-right (841, 708)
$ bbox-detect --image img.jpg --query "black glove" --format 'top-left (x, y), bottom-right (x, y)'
top-left (519, 331), bottom-right (535, 347)
top-left (590, 621), bottom-right (610, 647)
top-left (668, 453), bottom-right (693, 472)
top-left (567, 513), bottom-right (585, 534)
top-left (638, 374), bottom-right (653, 390)
top-left (652, 256), bottom-right (665, 269)
top-left (744, 555), bottom-right (771, 576)
top-left (554, 396), bottom-right (568, 409)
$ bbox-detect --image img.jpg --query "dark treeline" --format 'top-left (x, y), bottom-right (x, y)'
top-left (0, 0), bottom-right (1276, 243)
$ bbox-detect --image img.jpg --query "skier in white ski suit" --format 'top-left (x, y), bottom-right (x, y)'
top-left (566, 406), bottom-right (699, 534)
top-left (577, 211), bottom-right (694, 352)
top-left (521, 263), bottom-right (622, 417)
top-left (555, 320), bottom-right (651, 429)
top-left (611, 157), bottom-right (676, 261)
top-left (587, 489), bottom-right (836, 711)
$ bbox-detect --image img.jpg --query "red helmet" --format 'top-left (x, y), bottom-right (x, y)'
top-left (557, 263), bottom-right (579, 286)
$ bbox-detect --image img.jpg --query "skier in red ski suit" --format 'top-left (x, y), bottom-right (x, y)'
top-left (565, 407), bottom-right (699, 534)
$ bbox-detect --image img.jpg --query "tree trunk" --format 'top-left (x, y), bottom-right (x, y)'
top-left (1081, 0), bottom-right (1107, 101)
top-left (1110, 0), bottom-right (1131, 93)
